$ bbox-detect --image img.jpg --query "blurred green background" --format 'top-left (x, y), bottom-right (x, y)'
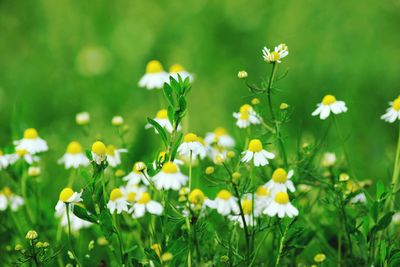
top-left (1, 0), bottom-right (400, 184)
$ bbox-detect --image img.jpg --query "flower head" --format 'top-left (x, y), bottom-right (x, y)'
top-left (263, 192), bottom-right (298, 218)
top-left (107, 188), bottom-right (129, 214)
top-left (139, 60), bottom-right (169, 90)
top-left (264, 168), bottom-right (295, 194)
top-left (152, 162), bottom-right (188, 191)
top-left (129, 192), bottom-right (163, 218)
top-left (58, 141), bottom-right (89, 169)
top-left (262, 44), bottom-right (289, 63)
top-left (381, 96), bottom-right (400, 123)
top-left (14, 128), bottom-right (48, 154)
top-left (91, 141), bottom-right (107, 165)
top-left (233, 104), bottom-right (261, 128)
top-left (76, 112), bottom-right (90, 125)
top-left (169, 64), bottom-right (194, 83)
top-left (312, 94), bottom-right (347, 120)
top-left (177, 133), bottom-right (206, 160)
top-left (241, 139), bottom-right (275, 167)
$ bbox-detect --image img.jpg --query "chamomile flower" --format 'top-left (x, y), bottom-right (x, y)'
top-left (130, 192), bottom-right (163, 218)
top-left (152, 162), bottom-right (188, 191)
top-left (262, 44), bottom-right (289, 63)
top-left (206, 189), bottom-right (239, 216)
top-left (0, 150), bottom-right (10, 169)
top-left (91, 141), bottom-right (107, 165)
top-left (123, 162), bottom-right (150, 186)
top-left (254, 186), bottom-right (271, 216)
top-left (111, 116), bottom-right (124, 126)
top-left (169, 64), bottom-right (194, 83)
top-left (0, 187), bottom-right (24, 211)
top-left (381, 96), bottom-right (400, 123)
top-left (177, 133), bottom-right (206, 160)
top-left (55, 188), bottom-right (82, 216)
top-left (76, 112), bottom-right (90, 125)
top-left (107, 188), bottom-right (129, 214)
top-left (8, 149), bottom-right (39, 165)
top-left (145, 109), bottom-right (180, 133)
top-left (204, 127), bottom-right (235, 148)
top-left (139, 60), bottom-right (169, 90)
top-left (106, 145), bottom-right (127, 167)
top-left (263, 192), bottom-right (298, 218)
top-left (14, 128), bottom-right (48, 154)
top-left (233, 104), bottom-right (261, 128)
top-left (58, 141), bottom-right (89, 169)
top-left (311, 94), bottom-right (347, 120)
top-left (229, 199), bottom-right (256, 228)
top-left (121, 184), bottom-right (147, 204)
top-left (241, 139), bottom-right (275, 167)
top-left (264, 168), bottom-right (295, 194)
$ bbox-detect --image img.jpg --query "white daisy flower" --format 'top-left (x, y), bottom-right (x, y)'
top-left (91, 141), bottom-right (107, 165)
top-left (76, 111), bottom-right (90, 125)
top-left (229, 199), bottom-right (256, 228)
top-left (138, 60), bottom-right (169, 90)
top-left (204, 127), bottom-right (235, 148)
top-left (205, 189), bottom-right (239, 216)
top-left (58, 141), bottom-right (89, 169)
top-left (254, 186), bottom-right (271, 216)
top-left (311, 94), bottom-right (347, 120)
top-left (14, 128), bottom-right (48, 154)
top-left (130, 192), bottom-right (163, 218)
top-left (8, 149), bottom-right (39, 165)
top-left (381, 96), bottom-right (400, 123)
top-left (152, 162), bottom-right (188, 191)
top-left (123, 162), bottom-right (150, 186)
top-left (0, 187), bottom-right (24, 212)
top-left (177, 133), bottom-right (206, 160)
top-left (55, 188), bottom-right (82, 217)
top-left (106, 145), bottom-right (127, 167)
top-left (168, 64), bottom-right (194, 83)
top-left (262, 44), bottom-right (289, 63)
top-left (121, 184), bottom-right (147, 204)
top-left (263, 192), bottom-right (298, 218)
top-left (264, 168), bottom-right (295, 194)
top-left (145, 109), bottom-right (181, 134)
top-left (241, 139), bottom-right (275, 167)
top-left (233, 104), bottom-right (261, 128)
top-left (107, 188), bottom-right (129, 214)
top-left (0, 149), bottom-right (10, 169)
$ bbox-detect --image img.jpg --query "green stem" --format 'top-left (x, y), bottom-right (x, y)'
top-left (21, 171), bottom-right (35, 224)
top-left (389, 122), bottom-right (400, 211)
top-left (185, 215), bottom-right (192, 267)
top-left (66, 204), bottom-right (82, 267)
top-left (113, 214), bottom-right (124, 266)
top-left (266, 62), bottom-right (288, 168)
top-left (189, 150), bottom-right (193, 190)
top-left (274, 221), bottom-right (289, 267)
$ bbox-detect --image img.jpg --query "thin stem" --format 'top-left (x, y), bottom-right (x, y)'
top-left (189, 150), bottom-right (193, 190)
top-left (66, 204), bottom-right (82, 267)
top-left (21, 171), bottom-right (35, 224)
top-left (185, 215), bottom-right (192, 267)
top-left (389, 122), bottom-right (400, 211)
top-left (275, 221), bottom-right (289, 267)
top-left (113, 214), bottom-right (124, 266)
top-left (266, 63), bottom-right (288, 168)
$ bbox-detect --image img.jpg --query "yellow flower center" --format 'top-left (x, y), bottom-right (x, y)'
top-left (274, 192), bottom-right (289, 204)
top-left (127, 192), bottom-right (136, 202)
top-left (241, 199), bottom-right (253, 215)
top-left (169, 64), bottom-right (184, 73)
top-left (3, 187), bottom-right (12, 197)
top-left (138, 192), bottom-right (151, 204)
top-left (217, 189), bottom-right (232, 200)
top-left (156, 109), bottom-right (168, 119)
top-left (106, 145), bottom-right (116, 156)
top-left (214, 127), bottom-right (227, 137)
top-left (66, 141), bottom-right (83, 154)
top-left (322, 95), bottom-right (336, 105)
top-left (256, 186), bottom-right (269, 197)
top-left (272, 168), bottom-right (288, 183)
top-left (248, 139), bottom-right (263, 152)
top-left (146, 60), bottom-right (164, 73)
top-left (16, 149), bottom-right (28, 157)
top-left (184, 133), bottom-right (198, 143)
top-left (24, 128), bottom-right (38, 139)
top-left (110, 188), bottom-right (123, 201)
top-left (393, 97), bottom-right (400, 111)
top-left (162, 162), bottom-right (178, 174)
top-left (239, 104), bottom-right (252, 113)
top-left (188, 189), bottom-right (205, 205)
top-left (92, 141), bottom-right (106, 155)
top-left (270, 51), bottom-right (280, 61)
top-left (59, 188), bottom-right (74, 202)
top-left (239, 111), bottom-right (250, 120)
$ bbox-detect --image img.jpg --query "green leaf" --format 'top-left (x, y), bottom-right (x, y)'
top-left (163, 83), bottom-right (174, 107)
top-left (73, 205), bottom-right (98, 224)
top-left (147, 117), bottom-right (169, 147)
top-left (377, 180), bottom-right (385, 199)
